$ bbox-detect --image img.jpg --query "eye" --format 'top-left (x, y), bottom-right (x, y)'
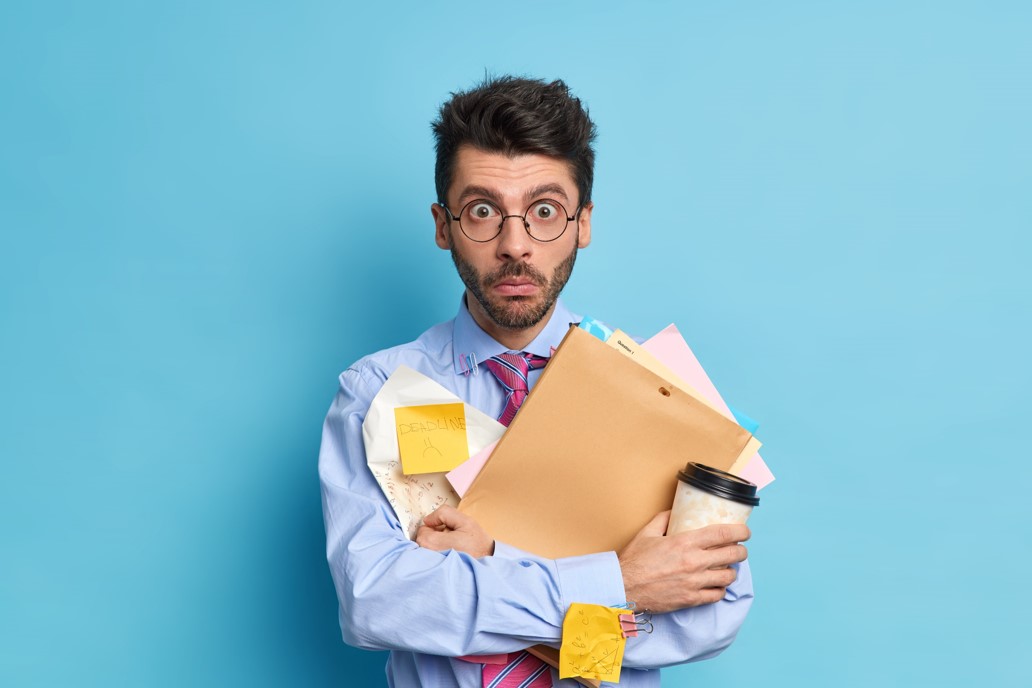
top-left (466, 201), bottom-right (499, 221)
top-left (531, 201), bottom-right (562, 221)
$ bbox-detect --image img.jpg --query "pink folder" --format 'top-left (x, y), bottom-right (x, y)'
top-left (642, 325), bottom-right (774, 488)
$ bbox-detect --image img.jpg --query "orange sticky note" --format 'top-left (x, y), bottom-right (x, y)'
top-left (394, 403), bottom-right (469, 474)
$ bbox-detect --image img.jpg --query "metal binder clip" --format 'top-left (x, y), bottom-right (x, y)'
top-left (634, 610), bottom-right (654, 635)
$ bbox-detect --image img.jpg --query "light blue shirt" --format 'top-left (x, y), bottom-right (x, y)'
top-left (319, 297), bottom-right (754, 687)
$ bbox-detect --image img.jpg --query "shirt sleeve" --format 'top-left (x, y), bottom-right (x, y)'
top-left (492, 542), bottom-right (754, 667)
top-left (320, 366), bottom-right (626, 656)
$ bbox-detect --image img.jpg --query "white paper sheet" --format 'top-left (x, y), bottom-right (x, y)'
top-left (362, 365), bottom-right (506, 539)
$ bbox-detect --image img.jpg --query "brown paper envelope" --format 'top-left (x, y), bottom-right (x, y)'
top-left (459, 326), bottom-right (755, 559)
top-left (606, 329), bottom-right (763, 470)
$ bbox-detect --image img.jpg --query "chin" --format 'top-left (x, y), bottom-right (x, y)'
top-left (486, 296), bottom-right (552, 330)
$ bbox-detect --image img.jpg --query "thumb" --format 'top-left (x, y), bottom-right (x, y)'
top-left (636, 510), bottom-right (671, 538)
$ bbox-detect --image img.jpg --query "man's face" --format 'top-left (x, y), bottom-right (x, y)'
top-left (432, 145), bottom-right (593, 333)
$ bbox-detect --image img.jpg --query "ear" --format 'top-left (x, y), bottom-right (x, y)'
top-left (432, 203), bottom-right (451, 249)
top-left (576, 201), bottom-right (593, 249)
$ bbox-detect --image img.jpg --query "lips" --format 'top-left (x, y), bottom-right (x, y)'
top-left (493, 279), bottom-right (540, 296)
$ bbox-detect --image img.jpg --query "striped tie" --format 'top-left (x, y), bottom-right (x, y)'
top-left (479, 351), bottom-right (552, 686)
top-left (482, 651), bottom-right (551, 687)
top-left (481, 352), bottom-right (549, 428)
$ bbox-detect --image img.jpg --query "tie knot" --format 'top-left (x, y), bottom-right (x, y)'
top-left (482, 352), bottom-right (549, 427)
top-left (483, 352), bottom-right (547, 390)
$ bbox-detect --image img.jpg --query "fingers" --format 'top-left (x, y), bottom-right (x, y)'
top-left (415, 525), bottom-right (443, 550)
top-left (708, 543), bottom-right (749, 568)
top-left (686, 523), bottom-right (751, 549)
top-left (422, 505), bottom-right (464, 530)
top-left (418, 507), bottom-right (493, 557)
top-left (415, 523), bottom-right (464, 552)
top-left (703, 565), bottom-right (738, 589)
top-left (696, 587), bottom-right (729, 606)
top-left (637, 510), bottom-right (671, 538)
top-left (416, 522), bottom-right (493, 557)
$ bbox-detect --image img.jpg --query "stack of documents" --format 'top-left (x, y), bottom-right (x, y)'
top-left (457, 323), bottom-right (770, 559)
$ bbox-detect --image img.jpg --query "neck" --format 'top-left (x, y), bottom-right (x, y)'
top-left (465, 291), bottom-right (557, 351)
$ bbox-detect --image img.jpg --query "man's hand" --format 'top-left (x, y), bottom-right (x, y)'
top-left (415, 505), bottom-right (495, 558)
top-left (618, 511), bottom-right (750, 614)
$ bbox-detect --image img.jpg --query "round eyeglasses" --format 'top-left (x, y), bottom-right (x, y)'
top-left (441, 198), bottom-right (581, 243)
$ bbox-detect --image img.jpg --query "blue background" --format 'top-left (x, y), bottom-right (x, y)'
top-left (2, 1), bottom-right (1030, 686)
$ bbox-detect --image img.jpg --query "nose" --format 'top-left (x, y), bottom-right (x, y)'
top-left (494, 215), bottom-right (533, 261)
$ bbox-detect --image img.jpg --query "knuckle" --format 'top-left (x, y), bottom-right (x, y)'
top-left (679, 545), bottom-right (697, 570)
top-left (722, 544), bottom-right (742, 564)
top-left (726, 524), bottom-right (747, 542)
top-left (711, 524), bottom-right (737, 544)
top-left (419, 531), bottom-right (444, 550)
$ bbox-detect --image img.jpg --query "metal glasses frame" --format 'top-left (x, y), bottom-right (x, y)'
top-left (440, 198), bottom-right (582, 243)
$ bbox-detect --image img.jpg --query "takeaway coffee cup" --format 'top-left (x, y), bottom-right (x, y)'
top-left (667, 462), bottom-right (760, 535)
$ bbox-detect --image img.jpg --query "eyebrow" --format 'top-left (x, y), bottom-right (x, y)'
top-left (455, 185), bottom-right (503, 205)
top-left (455, 183), bottom-right (572, 207)
top-left (525, 183), bottom-right (570, 204)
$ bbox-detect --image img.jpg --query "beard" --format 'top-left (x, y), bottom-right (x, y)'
top-left (450, 240), bottom-right (578, 331)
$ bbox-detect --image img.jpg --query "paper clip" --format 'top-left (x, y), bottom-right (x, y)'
top-left (458, 352), bottom-right (479, 377)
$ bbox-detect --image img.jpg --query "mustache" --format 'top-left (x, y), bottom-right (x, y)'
top-left (484, 261), bottom-right (548, 287)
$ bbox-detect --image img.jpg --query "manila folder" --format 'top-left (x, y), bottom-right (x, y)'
top-left (458, 325), bottom-right (755, 559)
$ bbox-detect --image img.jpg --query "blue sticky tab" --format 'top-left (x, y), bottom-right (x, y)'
top-left (728, 405), bottom-right (759, 434)
top-left (578, 316), bottom-right (614, 342)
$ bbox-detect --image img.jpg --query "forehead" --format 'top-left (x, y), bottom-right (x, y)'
top-left (450, 145), bottom-right (577, 202)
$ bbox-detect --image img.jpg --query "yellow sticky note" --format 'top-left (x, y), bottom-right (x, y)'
top-left (394, 403), bottom-right (469, 474)
top-left (559, 603), bottom-right (628, 683)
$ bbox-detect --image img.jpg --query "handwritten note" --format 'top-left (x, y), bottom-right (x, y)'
top-left (559, 603), bottom-right (628, 683)
top-left (394, 403), bottom-right (469, 474)
top-left (363, 366), bottom-right (504, 540)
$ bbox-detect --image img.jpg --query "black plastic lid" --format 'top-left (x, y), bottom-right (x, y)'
top-left (676, 462), bottom-right (760, 507)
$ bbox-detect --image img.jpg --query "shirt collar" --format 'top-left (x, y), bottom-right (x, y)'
top-left (452, 295), bottom-right (580, 374)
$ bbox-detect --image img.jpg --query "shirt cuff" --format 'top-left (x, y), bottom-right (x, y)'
top-left (555, 551), bottom-right (627, 609)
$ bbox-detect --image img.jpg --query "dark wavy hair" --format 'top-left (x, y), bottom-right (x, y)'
top-left (432, 76), bottom-right (598, 207)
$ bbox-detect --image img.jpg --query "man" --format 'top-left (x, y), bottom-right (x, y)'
top-left (319, 76), bottom-right (753, 687)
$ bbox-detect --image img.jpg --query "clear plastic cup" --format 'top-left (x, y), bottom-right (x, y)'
top-left (667, 462), bottom-right (760, 535)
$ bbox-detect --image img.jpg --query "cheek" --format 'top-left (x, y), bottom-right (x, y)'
top-left (456, 243), bottom-right (492, 266)
top-left (452, 243), bottom-right (496, 276)
top-left (545, 241), bottom-right (578, 269)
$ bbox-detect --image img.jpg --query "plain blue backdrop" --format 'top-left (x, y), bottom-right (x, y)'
top-left (2, 1), bottom-right (1030, 686)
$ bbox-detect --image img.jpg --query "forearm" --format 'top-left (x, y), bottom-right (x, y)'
top-left (320, 368), bottom-right (626, 656)
top-left (323, 479), bottom-right (624, 655)
top-left (492, 541), bottom-right (754, 667)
